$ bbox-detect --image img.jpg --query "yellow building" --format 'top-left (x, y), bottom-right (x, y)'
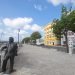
top-left (44, 23), bottom-right (60, 46)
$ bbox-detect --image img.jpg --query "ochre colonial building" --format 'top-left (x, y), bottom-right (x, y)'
top-left (44, 23), bottom-right (60, 46)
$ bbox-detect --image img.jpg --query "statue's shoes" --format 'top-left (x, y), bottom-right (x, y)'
top-left (0, 69), bottom-right (6, 73)
top-left (4, 69), bottom-right (16, 74)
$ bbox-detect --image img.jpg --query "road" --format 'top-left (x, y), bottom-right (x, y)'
top-left (10, 44), bottom-right (75, 75)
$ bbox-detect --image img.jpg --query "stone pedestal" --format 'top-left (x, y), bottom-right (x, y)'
top-left (69, 47), bottom-right (73, 55)
top-left (0, 51), bottom-right (5, 68)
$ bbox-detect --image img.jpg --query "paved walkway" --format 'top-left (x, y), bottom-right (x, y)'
top-left (10, 44), bottom-right (75, 75)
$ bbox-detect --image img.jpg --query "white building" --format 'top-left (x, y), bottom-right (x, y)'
top-left (61, 34), bottom-right (66, 46)
top-left (61, 30), bottom-right (75, 47)
top-left (36, 39), bottom-right (44, 45)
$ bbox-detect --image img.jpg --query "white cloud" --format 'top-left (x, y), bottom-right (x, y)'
top-left (23, 24), bottom-right (42, 31)
top-left (0, 23), bottom-right (2, 25)
top-left (47, 0), bottom-right (75, 6)
top-left (2, 17), bottom-right (42, 32)
top-left (19, 30), bottom-right (28, 34)
top-left (34, 4), bottom-right (43, 11)
top-left (3, 17), bottom-right (33, 28)
top-left (0, 17), bottom-right (42, 41)
top-left (23, 24), bottom-right (31, 30)
top-left (31, 24), bottom-right (41, 31)
top-left (0, 29), bottom-right (4, 33)
top-left (71, 0), bottom-right (75, 6)
top-left (0, 28), bottom-right (29, 41)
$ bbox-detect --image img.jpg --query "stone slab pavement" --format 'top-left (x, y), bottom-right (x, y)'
top-left (2, 44), bottom-right (75, 75)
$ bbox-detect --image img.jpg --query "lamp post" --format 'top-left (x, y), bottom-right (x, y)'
top-left (18, 29), bottom-right (20, 45)
top-left (0, 32), bottom-right (4, 44)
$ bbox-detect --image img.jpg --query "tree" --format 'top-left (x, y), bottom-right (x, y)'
top-left (22, 37), bottom-right (30, 44)
top-left (53, 5), bottom-right (75, 38)
top-left (31, 31), bottom-right (41, 43)
top-left (52, 6), bottom-right (68, 39)
top-left (67, 10), bottom-right (75, 32)
top-left (52, 19), bottom-right (62, 39)
top-left (52, 5), bottom-right (74, 53)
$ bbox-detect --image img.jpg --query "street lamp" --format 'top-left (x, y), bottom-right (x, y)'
top-left (0, 32), bottom-right (4, 44)
top-left (18, 29), bottom-right (20, 45)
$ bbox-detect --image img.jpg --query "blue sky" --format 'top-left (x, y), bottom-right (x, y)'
top-left (0, 0), bottom-right (61, 24)
top-left (0, 0), bottom-right (75, 41)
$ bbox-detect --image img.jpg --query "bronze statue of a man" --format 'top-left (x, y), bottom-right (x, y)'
top-left (0, 37), bottom-right (18, 74)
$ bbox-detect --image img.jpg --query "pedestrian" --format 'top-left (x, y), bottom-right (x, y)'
top-left (0, 37), bottom-right (18, 74)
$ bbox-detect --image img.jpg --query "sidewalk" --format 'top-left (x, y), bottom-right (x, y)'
top-left (11, 44), bottom-right (75, 75)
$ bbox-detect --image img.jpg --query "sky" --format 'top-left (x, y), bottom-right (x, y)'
top-left (0, 0), bottom-right (75, 41)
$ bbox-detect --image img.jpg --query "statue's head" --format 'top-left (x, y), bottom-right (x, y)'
top-left (9, 37), bottom-right (14, 43)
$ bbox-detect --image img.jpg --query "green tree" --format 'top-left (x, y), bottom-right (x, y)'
top-left (67, 10), bottom-right (75, 32)
top-left (22, 37), bottom-right (30, 44)
top-left (52, 5), bottom-right (73, 53)
top-left (31, 31), bottom-right (41, 43)
top-left (52, 19), bottom-right (62, 39)
top-left (53, 5), bottom-right (74, 38)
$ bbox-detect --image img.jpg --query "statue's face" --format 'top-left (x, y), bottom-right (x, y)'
top-left (9, 37), bottom-right (14, 43)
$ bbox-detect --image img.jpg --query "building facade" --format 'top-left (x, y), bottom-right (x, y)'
top-left (61, 30), bottom-right (75, 47)
top-left (44, 23), bottom-right (60, 46)
top-left (36, 39), bottom-right (44, 45)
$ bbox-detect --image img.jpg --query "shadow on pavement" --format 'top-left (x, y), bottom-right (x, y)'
top-left (41, 45), bottom-right (75, 54)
